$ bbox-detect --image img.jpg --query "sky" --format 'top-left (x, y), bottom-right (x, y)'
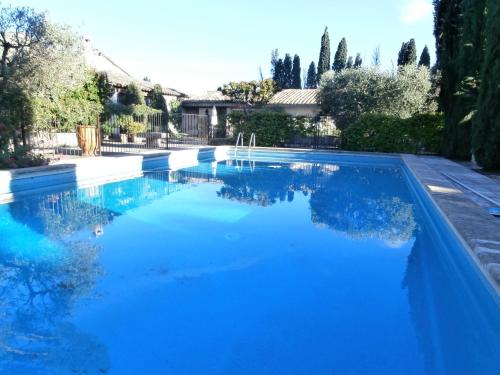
top-left (9, 0), bottom-right (435, 95)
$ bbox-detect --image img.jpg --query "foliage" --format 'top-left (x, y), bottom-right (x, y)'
top-left (333, 37), bottom-right (348, 72)
top-left (169, 98), bottom-right (182, 129)
top-left (346, 56), bottom-right (353, 69)
top-left (149, 84), bottom-right (168, 112)
top-left (31, 71), bottom-right (103, 132)
top-left (305, 61), bottom-right (317, 89)
top-left (121, 82), bottom-right (144, 106)
top-left (292, 54), bottom-right (301, 89)
top-left (434, 0), bottom-right (472, 159)
top-left (96, 72), bottom-right (114, 105)
top-left (341, 113), bottom-right (444, 153)
top-left (283, 53), bottom-right (292, 89)
top-left (418, 46), bottom-right (431, 68)
top-left (221, 79), bottom-right (275, 105)
top-left (0, 145), bottom-right (48, 169)
top-left (272, 58), bottom-right (284, 90)
top-left (228, 110), bottom-right (312, 147)
top-left (319, 65), bottom-right (434, 129)
top-left (317, 27), bottom-right (330, 82)
top-left (472, 0), bottom-right (500, 170)
top-left (398, 39), bottom-right (417, 66)
top-left (123, 121), bottom-right (146, 135)
top-left (354, 53), bottom-right (363, 68)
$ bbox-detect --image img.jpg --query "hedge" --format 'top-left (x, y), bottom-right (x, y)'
top-left (341, 113), bottom-right (444, 153)
top-left (228, 110), bottom-right (312, 147)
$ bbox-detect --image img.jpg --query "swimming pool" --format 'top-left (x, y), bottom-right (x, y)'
top-left (0, 151), bottom-right (499, 375)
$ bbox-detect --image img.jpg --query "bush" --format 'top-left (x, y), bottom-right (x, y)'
top-left (228, 110), bottom-right (312, 147)
top-left (320, 65), bottom-right (435, 129)
top-left (0, 146), bottom-right (48, 169)
top-left (341, 113), bottom-right (444, 153)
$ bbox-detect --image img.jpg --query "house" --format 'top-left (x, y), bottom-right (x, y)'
top-left (83, 38), bottom-right (187, 109)
top-left (268, 89), bottom-right (320, 117)
top-left (180, 91), bottom-right (240, 118)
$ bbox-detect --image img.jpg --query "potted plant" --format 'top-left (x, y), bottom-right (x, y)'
top-left (101, 121), bottom-right (114, 141)
top-left (124, 121), bottom-right (146, 143)
top-left (76, 123), bottom-right (98, 156)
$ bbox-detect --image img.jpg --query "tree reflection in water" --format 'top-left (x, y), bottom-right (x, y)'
top-left (0, 186), bottom-right (113, 374)
top-left (216, 161), bottom-right (417, 242)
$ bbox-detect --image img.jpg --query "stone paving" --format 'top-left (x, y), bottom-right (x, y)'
top-left (403, 155), bottom-right (500, 293)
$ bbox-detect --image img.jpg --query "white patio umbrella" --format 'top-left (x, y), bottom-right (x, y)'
top-left (210, 106), bottom-right (218, 126)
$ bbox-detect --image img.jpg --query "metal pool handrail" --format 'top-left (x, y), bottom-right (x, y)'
top-left (248, 133), bottom-right (256, 149)
top-left (440, 172), bottom-right (500, 217)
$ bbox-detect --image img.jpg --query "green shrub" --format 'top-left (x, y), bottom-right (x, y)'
top-left (228, 110), bottom-right (312, 147)
top-left (341, 113), bottom-right (444, 153)
top-left (0, 146), bottom-right (48, 169)
top-left (123, 121), bottom-right (146, 135)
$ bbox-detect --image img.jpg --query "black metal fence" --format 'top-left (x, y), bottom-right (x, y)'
top-left (28, 113), bottom-right (339, 158)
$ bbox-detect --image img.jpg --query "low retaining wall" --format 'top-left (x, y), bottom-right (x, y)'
top-left (0, 146), bottom-right (230, 202)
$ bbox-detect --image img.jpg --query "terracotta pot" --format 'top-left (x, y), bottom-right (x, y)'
top-left (76, 125), bottom-right (98, 156)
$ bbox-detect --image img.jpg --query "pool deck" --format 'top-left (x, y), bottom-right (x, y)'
top-left (1, 147), bottom-right (499, 293)
top-left (403, 154), bottom-right (500, 293)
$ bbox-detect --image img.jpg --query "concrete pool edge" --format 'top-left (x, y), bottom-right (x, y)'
top-left (402, 154), bottom-right (500, 296)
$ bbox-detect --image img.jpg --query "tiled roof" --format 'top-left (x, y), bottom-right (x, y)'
top-left (181, 91), bottom-right (240, 107)
top-left (268, 89), bottom-right (320, 105)
top-left (84, 39), bottom-right (187, 97)
top-left (184, 91), bottom-right (231, 102)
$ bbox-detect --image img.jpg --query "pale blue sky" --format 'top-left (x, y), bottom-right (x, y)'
top-left (9, 0), bottom-right (435, 95)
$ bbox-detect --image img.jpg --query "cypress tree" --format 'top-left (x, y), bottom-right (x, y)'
top-left (292, 54), bottom-right (302, 89)
top-left (354, 53), bottom-right (362, 68)
top-left (405, 39), bottom-right (417, 65)
top-left (398, 39), bottom-right (417, 66)
top-left (150, 84), bottom-right (168, 112)
top-left (346, 56), bottom-right (353, 69)
top-left (472, 0), bottom-right (500, 169)
top-left (273, 58), bottom-right (285, 90)
top-left (434, 0), bottom-right (468, 159)
top-left (333, 37), bottom-right (348, 72)
top-left (317, 27), bottom-right (331, 82)
top-left (418, 45), bottom-right (431, 68)
top-left (306, 61), bottom-right (317, 89)
top-left (397, 42), bottom-right (409, 66)
top-left (283, 53), bottom-right (293, 89)
top-left (270, 48), bottom-right (279, 76)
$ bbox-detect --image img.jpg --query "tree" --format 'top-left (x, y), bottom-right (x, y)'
top-left (149, 84), bottom-right (168, 112)
top-left (270, 49), bottom-right (279, 77)
top-left (0, 5), bottom-right (86, 149)
top-left (292, 54), bottom-right (301, 88)
top-left (221, 79), bottom-right (275, 105)
top-left (346, 56), bottom-right (353, 69)
top-left (333, 38), bottom-right (348, 72)
top-left (418, 45), bottom-right (431, 68)
top-left (0, 5), bottom-right (46, 91)
top-left (317, 27), bottom-right (330, 82)
top-left (96, 72), bottom-right (113, 105)
top-left (472, 0), bottom-right (498, 169)
top-left (122, 82), bottom-right (144, 106)
top-left (398, 39), bottom-right (417, 66)
top-left (273, 58), bottom-right (285, 90)
top-left (372, 45), bottom-right (381, 67)
top-left (306, 61), bottom-right (317, 89)
top-left (283, 53), bottom-right (293, 89)
top-left (398, 42), bottom-right (409, 66)
top-left (319, 66), bottom-right (434, 129)
top-left (354, 53), bottom-right (363, 68)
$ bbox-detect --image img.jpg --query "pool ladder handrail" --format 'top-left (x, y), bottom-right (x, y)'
top-left (235, 132), bottom-right (244, 148)
top-left (248, 133), bottom-right (256, 149)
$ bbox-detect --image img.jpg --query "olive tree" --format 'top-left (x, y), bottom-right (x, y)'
top-left (319, 65), bottom-right (434, 129)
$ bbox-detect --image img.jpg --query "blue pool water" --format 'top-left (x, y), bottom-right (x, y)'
top-left (0, 154), bottom-right (499, 375)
